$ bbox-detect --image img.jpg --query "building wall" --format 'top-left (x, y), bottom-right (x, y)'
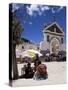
top-left (40, 32), bottom-right (65, 53)
top-left (16, 42), bottom-right (38, 58)
top-left (16, 43), bottom-right (37, 50)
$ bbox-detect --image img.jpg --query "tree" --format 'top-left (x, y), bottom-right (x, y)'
top-left (9, 9), bottom-right (23, 80)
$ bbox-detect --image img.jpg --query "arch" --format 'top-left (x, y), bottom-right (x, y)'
top-left (50, 37), bottom-right (61, 44)
top-left (50, 37), bottom-right (60, 54)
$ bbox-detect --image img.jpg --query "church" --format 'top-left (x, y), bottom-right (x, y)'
top-left (40, 21), bottom-right (65, 54)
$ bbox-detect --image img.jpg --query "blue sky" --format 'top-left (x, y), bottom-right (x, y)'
top-left (11, 3), bottom-right (66, 44)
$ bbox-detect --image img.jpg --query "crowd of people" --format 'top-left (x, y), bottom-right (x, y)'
top-left (20, 54), bottom-right (48, 80)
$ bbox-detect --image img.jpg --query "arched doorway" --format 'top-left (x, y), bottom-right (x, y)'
top-left (50, 38), bottom-right (60, 54)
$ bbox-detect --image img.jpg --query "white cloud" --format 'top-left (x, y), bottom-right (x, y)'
top-left (26, 5), bottom-right (39, 16)
top-left (26, 5), bottom-right (50, 16)
top-left (29, 22), bottom-right (32, 25)
top-left (52, 8), bottom-right (55, 13)
top-left (41, 6), bottom-right (50, 11)
top-left (57, 6), bottom-right (63, 12)
top-left (12, 3), bottom-right (19, 12)
top-left (51, 6), bottom-right (64, 14)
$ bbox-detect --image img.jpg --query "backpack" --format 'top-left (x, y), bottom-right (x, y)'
top-left (37, 64), bottom-right (47, 75)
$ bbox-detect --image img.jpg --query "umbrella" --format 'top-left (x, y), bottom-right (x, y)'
top-left (21, 49), bottom-right (42, 58)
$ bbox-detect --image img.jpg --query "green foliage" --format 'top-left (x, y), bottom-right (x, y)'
top-left (12, 12), bottom-right (24, 44)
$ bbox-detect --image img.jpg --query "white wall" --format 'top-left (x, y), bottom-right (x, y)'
top-left (40, 32), bottom-right (65, 52)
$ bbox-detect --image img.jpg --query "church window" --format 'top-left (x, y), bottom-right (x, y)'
top-left (47, 35), bottom-right (49, 42)
top-left (61, 38), bottom-right (63, 44)
top-left (22, 46), bottom-right (24, 49)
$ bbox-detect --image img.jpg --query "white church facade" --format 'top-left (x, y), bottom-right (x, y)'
top-left (40, 21), bottom-right (65, 54)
